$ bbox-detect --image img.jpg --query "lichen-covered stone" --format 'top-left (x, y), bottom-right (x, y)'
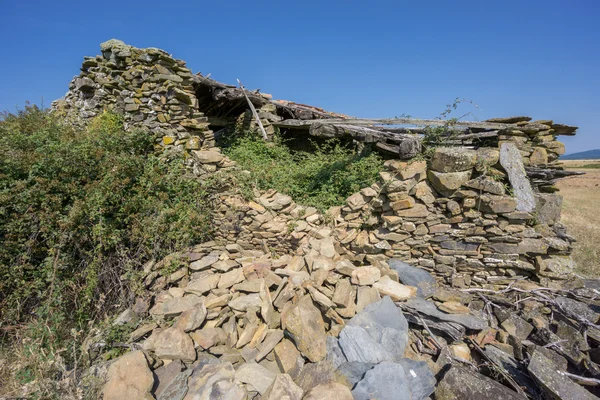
top-left (430, 147), bottom-right (477, 173)
top-left (427, 170), bottom-right (472, 196)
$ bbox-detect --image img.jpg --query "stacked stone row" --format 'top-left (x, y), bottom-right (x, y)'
top-left (211, 145), bottom-right (576, 290)
top-left (489, 116), bottom-right (573, 188)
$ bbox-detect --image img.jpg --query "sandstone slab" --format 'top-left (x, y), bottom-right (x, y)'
top-left (103, 351), bottom-right (154, 400)
top-left (281, 295), bottom-right (327, 362)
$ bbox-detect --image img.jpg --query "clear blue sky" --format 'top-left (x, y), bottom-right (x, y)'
top-left (1, 0), bottom-right (598, 154)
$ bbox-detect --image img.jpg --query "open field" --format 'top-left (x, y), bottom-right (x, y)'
top-left (557, 160), bottom-right (600, 277)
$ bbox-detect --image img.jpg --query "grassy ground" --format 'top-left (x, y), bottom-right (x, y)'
top-left (557, 160), bottom-right (600, 277)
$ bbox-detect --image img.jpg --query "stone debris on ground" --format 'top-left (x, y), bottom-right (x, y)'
top-left (96, 237), bottom-right (600, 399)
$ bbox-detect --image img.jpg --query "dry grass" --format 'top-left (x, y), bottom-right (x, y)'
top-left (557, 160), bottom-right (600, 277)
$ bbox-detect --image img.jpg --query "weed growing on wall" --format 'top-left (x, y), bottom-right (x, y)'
top-left (223, 131), bottom-right (385, 211)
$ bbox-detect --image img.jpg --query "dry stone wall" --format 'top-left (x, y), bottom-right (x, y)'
top-left (52, 39), bottom-right (233, 176)
top-left (53, 39), bottom-right (580, 290)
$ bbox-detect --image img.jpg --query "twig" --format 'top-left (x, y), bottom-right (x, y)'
top-left (544, 339), bottom-right (568, 348)
top-left (468, 338), bottom-right (527, 396)
top-left (418, 316), bottom-right (443, 350)
top-left (563, 372), bottom-right (600, 386)
top-left (237, 79), bottom-right (268, 140)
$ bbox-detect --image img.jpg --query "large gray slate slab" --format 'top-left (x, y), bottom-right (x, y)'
top-left (344, 296), bottom-right (409, 360)
top-left (500, 142), bottom-right (535, 212)
top-left (528, 349), bottom-right (597, 400)
top-left (402, 298), bottom-right (488, 330)
top-left (352, 362), bottom-right (411, 400)
top-left (397, 358), bottom-right (436, 400)
top-left (389, 259), bottom-right (437, 298)
top-left (336, 362), bottom-right (375, 389)
top-left (435, 365), bottom-right (524, 400)
top-left (326, 336), bottom-right (347, 369)
top-left (338, 326), bottom-right (393, 363)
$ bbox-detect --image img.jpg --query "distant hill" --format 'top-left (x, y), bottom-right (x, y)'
top-left (561, 149), bottom-right (600, 160)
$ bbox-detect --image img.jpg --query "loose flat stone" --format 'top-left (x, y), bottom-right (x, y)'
top-left (218, 268), bottom-right (245, 289)
top-left (388, 259), bottom-right (436, 298)
top-left (156, 369), bottom-right (192, 400)
top-left (150, 295), bottom-right (203, 317)
top-left (352, 362), bottom-right (410, 400)
top-left (397, 358), bottom-right (436, 400)
top-left (336, 362), bottom-right (374, 389)
top-left (501, 314), bottom-right (534, 340)
top-left (281, 295), bottom-right (327, 362)
top-left (372, 276), bottom-right (417, 301)
top-left (103, 351), bottom-right (154, 400)
top-left (554, 296), bottom-right (599, 324)
top-left (255, 329), bottom-right (284, 362)
top-left (295, 361), bottom-right (337, 393)
top-left (129, 322), bottom-right (158, 342)
top-left (339, 325), bottom-right (393, 363)
top-left (212, 259), bottom-right (239, 272)
top-left (183, 362), bottom-right (246, 400)
top-left (438, 301), bottom-right (471, 315)
top-left (152, 360), bottom-right (184, 399)
top-left (343, 296), bottom-right (409, 362)
top-left (190, 327), bottom-right (226, 350)
top-left (231, 278), bottom-right (264, 293)
top-left (262, 374), bottom-right (303, 400)
top-left (351, 266), bottom-right (381, 285)
top-left (528, 350), bottom-right (596, 400)
top-left (484, 346), bottom-right (538, 395)
top-left (236, 321), bottom-right (259, 349)
top-left (402, 298), bottom-right (487, 330)
top-left (435, 365), bottom-right (523, 400)
top-left (303, 382), bottom-right (353, 400)
top-left (274, 338), bottom-right (305, 379)
top-left (189, 254), bottom-right (219, 271)
top-left (228, 293), bottom-right (262, 311)
top-left (152, 327), bottom-right (196, 362)
top-left (173, 303), bottom-right (207, 332)
top-left (185, 274), bottom-right (219, 296)
top-left (235, 362), bottom-right (277, 395)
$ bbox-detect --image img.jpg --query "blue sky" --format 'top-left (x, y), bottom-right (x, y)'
top-left (1, 0), bottom-right (598, 154)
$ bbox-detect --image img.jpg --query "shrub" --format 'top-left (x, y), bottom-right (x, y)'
top-left (223, 132), bottom-right (385, 211)
top-left (0, 106), bottom-right (214, 390)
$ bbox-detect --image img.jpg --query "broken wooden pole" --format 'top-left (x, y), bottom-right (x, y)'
top-left (238, 79), bottom-right (268, 140)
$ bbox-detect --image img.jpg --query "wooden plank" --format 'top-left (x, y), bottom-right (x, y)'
top-left (309, 122), bottom-right (419, 143)
top-left (273, 117), bottom-right (549, 131)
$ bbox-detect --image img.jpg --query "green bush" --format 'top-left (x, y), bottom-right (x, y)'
top-left (223, 132), bottom-right (384, 211)
top-left (0, 106), bottom-right (213, 338)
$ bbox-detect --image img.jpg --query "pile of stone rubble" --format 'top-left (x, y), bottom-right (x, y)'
top-left (93, 236), bottom-right (600, 399)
